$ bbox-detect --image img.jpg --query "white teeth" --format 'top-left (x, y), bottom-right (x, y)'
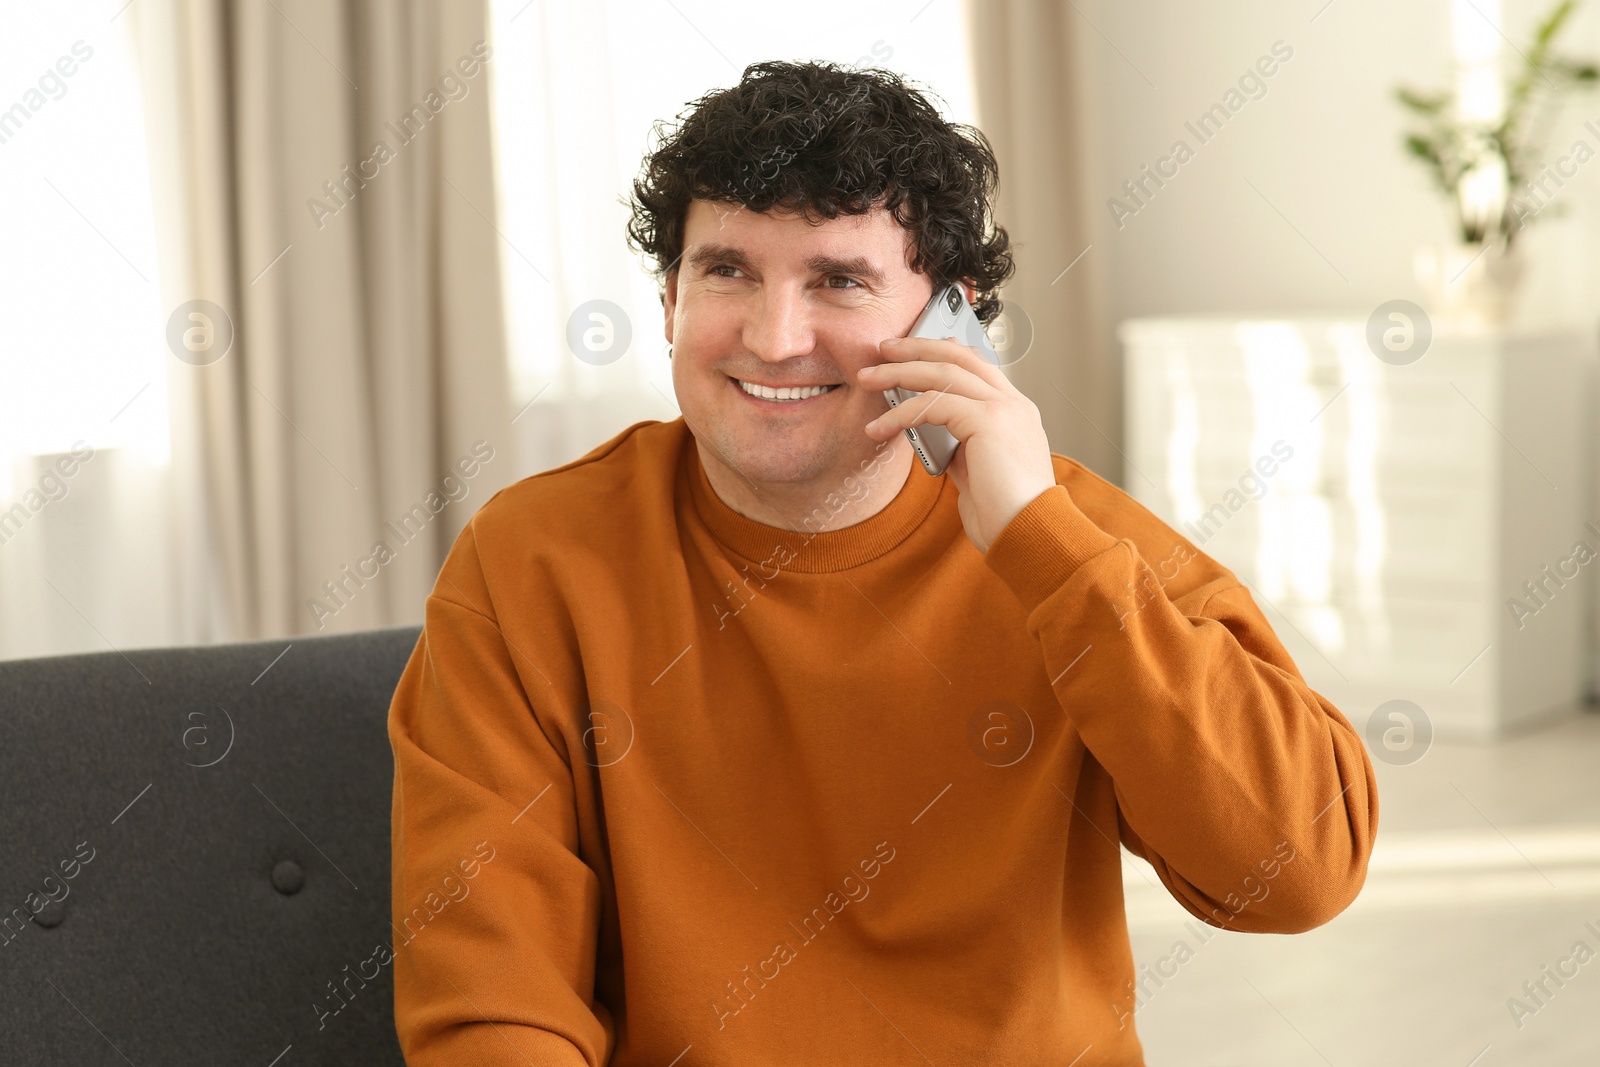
top-left (739, 380), bottom-right (837, 401)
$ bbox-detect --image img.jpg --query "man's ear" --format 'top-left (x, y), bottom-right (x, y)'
top-left (663, 268), bottom-right (677, 344)
top-left (960, 278), bottom-right (978, 307)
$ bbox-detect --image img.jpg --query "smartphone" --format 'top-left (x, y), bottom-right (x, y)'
top-left (881, 283), bottom-right (1000, 476)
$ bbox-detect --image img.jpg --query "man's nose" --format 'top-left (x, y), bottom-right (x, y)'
top-left (742, 287), bottom-right (816, 365)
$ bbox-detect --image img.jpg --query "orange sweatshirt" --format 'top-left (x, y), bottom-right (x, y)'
top-left (387, 416), bottom-right (1378, 1066)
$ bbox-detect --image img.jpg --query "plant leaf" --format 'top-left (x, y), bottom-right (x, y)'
top-left (1394, 85), bottom-right (1451, 113)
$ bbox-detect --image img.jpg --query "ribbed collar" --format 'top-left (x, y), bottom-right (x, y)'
top-left (679, 421), bottom-right (948, 573)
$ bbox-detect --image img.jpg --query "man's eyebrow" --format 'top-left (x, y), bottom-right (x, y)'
top-left (684, 243), bottom-right (886, 285)
top-left (685, 243), bottom-right (751, 271)
top-left (806, 253), bottom-right (885, 286)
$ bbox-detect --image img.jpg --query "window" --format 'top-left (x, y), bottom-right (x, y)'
top-left (0, 4), bottom-right (168, 484)
top-left (0, 3), bottom-right (173, 659)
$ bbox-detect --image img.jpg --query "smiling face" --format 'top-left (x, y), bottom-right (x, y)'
top-left (664, 199), bottom-right (936, 507)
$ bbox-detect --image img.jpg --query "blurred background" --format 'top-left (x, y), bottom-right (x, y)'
top-left (4, 0), bottom-right (1600, 1062)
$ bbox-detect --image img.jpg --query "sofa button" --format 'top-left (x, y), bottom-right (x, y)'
top-left (32, 900), bottom-right (65, 928)
top-left (272, 860), bottom-right (306, 895)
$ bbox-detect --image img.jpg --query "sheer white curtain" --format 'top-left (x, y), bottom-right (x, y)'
top-left (487, 0), bottom-right (978, 473)
top-left (0, 4), bottom-right (212, 662)
top-left (3, 0), bottom-right (513, 662)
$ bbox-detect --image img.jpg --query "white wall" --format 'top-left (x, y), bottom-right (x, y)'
top-left (1072, 0), bottom-right (1600, 700)
top-left (1076, 0), bottom-right (1600, 330)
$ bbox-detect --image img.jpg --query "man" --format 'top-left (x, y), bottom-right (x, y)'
top-left (388, 60), bottom-right (1377, 1065)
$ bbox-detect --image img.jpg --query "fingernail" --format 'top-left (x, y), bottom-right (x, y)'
top-left (881, 337), bottom-right (902, 346)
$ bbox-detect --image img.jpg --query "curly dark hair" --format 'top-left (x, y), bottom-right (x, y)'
top-left (625, 60), bottom-right (1014, 326)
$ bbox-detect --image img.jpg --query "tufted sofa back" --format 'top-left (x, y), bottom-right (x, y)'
top-left (0, 625), bottom-right (421, 1065)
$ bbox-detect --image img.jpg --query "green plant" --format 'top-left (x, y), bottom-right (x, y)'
top-left (1395, 0), bottom-right (1598, 247)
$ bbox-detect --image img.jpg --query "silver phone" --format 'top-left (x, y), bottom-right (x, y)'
top-left (882, 283), bottom-right (1000, 476)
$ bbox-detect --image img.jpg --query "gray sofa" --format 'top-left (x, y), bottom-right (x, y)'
top-left (0, 625), bottom-right (422, 1065)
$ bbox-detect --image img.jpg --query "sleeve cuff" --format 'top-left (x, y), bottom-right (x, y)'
top-left (982, 484), bottom-right (1124, 614)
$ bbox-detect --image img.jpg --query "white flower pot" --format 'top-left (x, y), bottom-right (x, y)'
top-left (1412, 241), bottom-right (1527, 332)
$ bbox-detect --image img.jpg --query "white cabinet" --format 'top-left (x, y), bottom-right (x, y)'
top-left (1119, 316), bottom-right (1597, 740)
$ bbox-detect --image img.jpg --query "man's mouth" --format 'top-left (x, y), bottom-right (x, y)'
top-left (730, 375), bottom-right (844, 405)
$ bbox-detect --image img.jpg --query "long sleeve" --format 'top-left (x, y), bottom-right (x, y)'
top-left (388, 520), bottom-right (615, 1064)
top-left (982, 481), bottom-right (1379, 934)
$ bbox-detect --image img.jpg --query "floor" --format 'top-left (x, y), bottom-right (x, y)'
top-left (1122, 704), bottom-right (1600, 1066)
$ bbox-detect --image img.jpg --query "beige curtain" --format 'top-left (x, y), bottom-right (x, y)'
top-left (964, 0), bottom-right (1119, 482)
top-left (128, 0), bottom-right (511, 641)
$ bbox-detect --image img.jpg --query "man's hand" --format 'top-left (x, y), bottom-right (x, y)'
top-left (859, 335), bottom-right (1056, 555)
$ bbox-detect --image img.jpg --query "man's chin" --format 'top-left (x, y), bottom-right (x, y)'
top-left (693, 408), bottom-right (889, 489)
top-left (693, 419), bottom-right (824, 481)
top-left (722, 446), bottom-right (836, 488)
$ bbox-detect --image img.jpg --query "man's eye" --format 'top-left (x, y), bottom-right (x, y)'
top-left (827, 275), bottom-right (863, 290)
top-left (708, 264), bottom-right (744, 278)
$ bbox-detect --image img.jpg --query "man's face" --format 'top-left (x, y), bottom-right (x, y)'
top-left (663, 198), bottom-right (936, 492)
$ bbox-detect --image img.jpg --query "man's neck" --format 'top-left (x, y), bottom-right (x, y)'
top-left (696, 436), bottom-right (916, 533)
